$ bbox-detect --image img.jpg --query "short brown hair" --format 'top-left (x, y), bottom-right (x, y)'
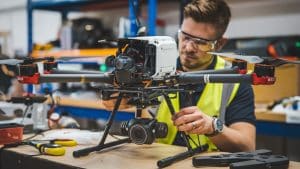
top-left (184, 0), bottom-right (231, 38)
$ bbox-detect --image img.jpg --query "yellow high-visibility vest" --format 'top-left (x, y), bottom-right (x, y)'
top-left (156, 56), bottom-right (239, 151)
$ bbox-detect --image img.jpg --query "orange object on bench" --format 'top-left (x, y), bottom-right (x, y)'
top-left (0, 123), bottom-right (23, 145)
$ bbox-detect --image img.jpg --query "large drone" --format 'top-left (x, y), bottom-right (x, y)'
top-left (1, 36), bottom-right (299, 168)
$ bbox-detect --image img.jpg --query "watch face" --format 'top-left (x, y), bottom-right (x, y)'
top-left (215, 118), bottom-right (224, 132)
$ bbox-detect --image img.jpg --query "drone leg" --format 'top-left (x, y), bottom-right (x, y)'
top-left (157, 144), bottom-right (208, 168)
top-left (73, 138), bottom-right (130, 157)
top-left (98, 93), bottom-right (124, 145)
top-left (157, 94), bottom-right (208, 168)
top-left (73, 93), bottom-right (129, 158)
top-left (163, 93), bottom-right (192, 150)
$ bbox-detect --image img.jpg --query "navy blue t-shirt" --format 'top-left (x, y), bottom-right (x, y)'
top-left (173, 56), bottom-right (255, 146)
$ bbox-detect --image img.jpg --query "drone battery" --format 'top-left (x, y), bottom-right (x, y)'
top-left (0, 123), bottom-right (23, 145)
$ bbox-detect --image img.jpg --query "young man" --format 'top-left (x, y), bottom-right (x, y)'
top-left (156, 0), bottom-right (255, 152)
top-left (103, 0), bottom-right (255, 153)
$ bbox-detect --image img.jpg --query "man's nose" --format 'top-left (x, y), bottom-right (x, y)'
top-left (184, 40), bottom-right (197, 52)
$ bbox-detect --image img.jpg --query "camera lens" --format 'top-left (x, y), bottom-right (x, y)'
top-left (129, 124), bottom-right (151, 145)
top-left (115, 55), bottom-right (134, 70)
top-left (154, 122), bottom-right (168, 138)
top-left (105, 55), bottom-right (115, 67)
top-left (117, 119), bottom-right (168, 145)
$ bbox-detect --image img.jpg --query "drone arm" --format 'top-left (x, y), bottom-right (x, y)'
top-left (176, 74), bottom-right (253, 85)
top-left (18, 73), bottom-right (114, 84)
top-left (185, 67), bottom-right (239, 74)
top-left (50, 69), bottom-right (103, 74)
top-left (39, 74), bottom-right (114, 84)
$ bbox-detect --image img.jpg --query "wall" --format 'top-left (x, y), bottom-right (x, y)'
top-left (0, 0), bottom-right (61, 56)
top-left (227, 0), bottom-right (300, 38)
top-left (0, 0), bottom-right (299, 55)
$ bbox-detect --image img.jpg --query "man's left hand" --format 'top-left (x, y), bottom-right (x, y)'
top-left (172, 106), bottom-right (214, 135)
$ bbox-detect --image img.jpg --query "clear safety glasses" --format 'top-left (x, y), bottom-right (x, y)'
top-left (178, 29), bottom-right (218, 52)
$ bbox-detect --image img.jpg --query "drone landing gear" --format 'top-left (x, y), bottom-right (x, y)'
top-left (73, 93), bottom-right (130, 157)
top-left (73, 92), bottom-right (207, 168)
top-left (156, 94), bottom-right (208, 168)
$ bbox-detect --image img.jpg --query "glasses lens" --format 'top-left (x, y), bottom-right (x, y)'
top-left (178, 30), bottom-right (216, 52)
top-left (197, 43), bottom-right (214, 52)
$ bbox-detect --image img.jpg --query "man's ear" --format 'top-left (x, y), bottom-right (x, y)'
top-left (215, 37), bottom-right (228, 51)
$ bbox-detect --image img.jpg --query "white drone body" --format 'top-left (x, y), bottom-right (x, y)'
top-left (130, 36), bottom-right (178, 80)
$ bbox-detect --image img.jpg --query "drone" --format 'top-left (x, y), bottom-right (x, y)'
top-left (1, 36), bottom-right (299, 168)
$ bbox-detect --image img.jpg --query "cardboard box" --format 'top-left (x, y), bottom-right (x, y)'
top-left (253, 65), bottom-right (300, 103)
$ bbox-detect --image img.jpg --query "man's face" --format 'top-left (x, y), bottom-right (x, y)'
top-left (178, 17), bottom-right (219, 71)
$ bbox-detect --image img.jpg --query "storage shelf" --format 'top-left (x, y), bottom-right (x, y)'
top-left (31, 48), bottom-right (117, 58)
top-left (27, 0), bottom-right (157, 53)
top-left (27, 0), bottom-right (157, 93)
top-left (30, 0), bottom-right (128, 11)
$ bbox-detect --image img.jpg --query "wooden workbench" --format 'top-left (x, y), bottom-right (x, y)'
top-left (1, 139), bottom-right (300, 169)
top-left (55, 97), bottom-right (288, 122)
top-left (54, 97), bottom-right (300, 138)
top-left (255, 110), bottom-right (286, 122)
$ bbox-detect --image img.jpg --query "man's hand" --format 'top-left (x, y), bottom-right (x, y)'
top-left (172, 106), bottom-right (214, 135)
top-left (172, 106), bottom-right (256, 152)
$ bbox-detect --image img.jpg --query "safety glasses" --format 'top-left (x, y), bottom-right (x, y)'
top-left (178, 29), bottom-right (218, 52)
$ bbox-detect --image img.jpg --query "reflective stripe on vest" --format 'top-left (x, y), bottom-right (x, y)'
top-left (156, 56), bottom-right (240, 151)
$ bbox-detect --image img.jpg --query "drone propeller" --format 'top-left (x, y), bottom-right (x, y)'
top-left (208, 52), bottom-right (300, 66)
top-left (263, 57), bottom-right (300, 67)
top-left (0, 57), bottom-right (54, 65)
top-left (97, 39), bottom-right (118, 47)
top-left (208, 52), bottom-right (264, 64)
top-left (0, 58), bottom-right (24, 65)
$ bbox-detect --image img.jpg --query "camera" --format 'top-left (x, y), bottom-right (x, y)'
top-left (117, 118), bottom-right (168, 145)
top-left (105, 36), bottom-right (178, 86)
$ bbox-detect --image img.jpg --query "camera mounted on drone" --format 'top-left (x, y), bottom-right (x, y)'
top-left (105, 36), bottom-right (177, 86)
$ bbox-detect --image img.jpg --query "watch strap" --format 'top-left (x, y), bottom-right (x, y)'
top-left (205, 117), bottom-right (222, 137)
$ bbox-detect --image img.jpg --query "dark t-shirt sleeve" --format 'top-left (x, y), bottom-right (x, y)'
top-left (225, 83), bottom-right (256, 126)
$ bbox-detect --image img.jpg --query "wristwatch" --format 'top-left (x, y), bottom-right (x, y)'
top-left (205, 117), bottom-right (224, 137)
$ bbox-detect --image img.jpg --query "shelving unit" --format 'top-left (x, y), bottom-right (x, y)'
top-left (26, 0), bottom-right (158, 93)
top-left (27, 0), bottom-right (157, 53)
top-left (31, 48), bottom-right (117, 58)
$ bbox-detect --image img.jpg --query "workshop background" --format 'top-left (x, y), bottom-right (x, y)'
top-left (0, 0), bottom-right (299, 162)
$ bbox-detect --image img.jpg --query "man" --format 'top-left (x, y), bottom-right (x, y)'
top-left (156, 0), bottom-right (255, 152)
top-left (103, 0), bottom-right (255, 153)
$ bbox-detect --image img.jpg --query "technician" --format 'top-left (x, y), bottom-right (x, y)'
top-left (103, 0), bottom-right (255, 153)
top-left (156, 0), bottom-right (255, 152)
